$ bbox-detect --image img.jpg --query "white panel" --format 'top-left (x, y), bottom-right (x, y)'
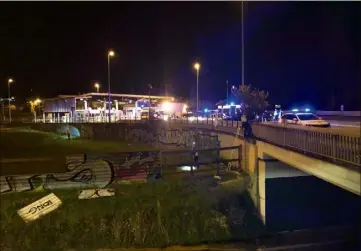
top-left (78, 188), bottom-right (115, 200)
top-left (18, 193), bottom-right (62, 222)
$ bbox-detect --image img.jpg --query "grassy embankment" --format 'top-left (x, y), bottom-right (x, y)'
top-left (0, 127), bottom-right (153, 175)
top-left (0, 127), bottom-right (263, 250)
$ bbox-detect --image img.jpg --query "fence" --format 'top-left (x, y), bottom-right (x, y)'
top-left (0, 146), bottom-right (242, 194)
top-left (252, 123), bottom-right (360, 168)
top-left (13, 116), bottom-right (361, 168)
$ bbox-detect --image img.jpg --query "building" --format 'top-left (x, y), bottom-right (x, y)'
top-left (42, 92), bottom-right (186, 122)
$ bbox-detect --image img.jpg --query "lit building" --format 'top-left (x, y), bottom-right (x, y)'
top-left (42, 92), bottom-right (184, 122)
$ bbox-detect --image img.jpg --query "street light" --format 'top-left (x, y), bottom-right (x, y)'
top-left (193, 62), bottom-right (200, 124)
top-left (7, 78), bottom-right (14, 123)
top-left (94, 82), bottom-right (100, 93)
top-left (107, 50), bottom-right (115, 122)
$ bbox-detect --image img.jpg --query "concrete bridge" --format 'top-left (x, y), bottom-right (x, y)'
top-left (29, 119), bottom-right (360, 228)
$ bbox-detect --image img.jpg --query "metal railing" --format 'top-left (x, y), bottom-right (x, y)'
top-left (252, 123), bottom-right (360, 168)
top-left (31, 117), bottom-right (360, 168)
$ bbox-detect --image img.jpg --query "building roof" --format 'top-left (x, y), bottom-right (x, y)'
top-left (44, 93), bottom-right (174, 101)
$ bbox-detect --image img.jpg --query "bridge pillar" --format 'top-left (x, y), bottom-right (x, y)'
top-left (255, 157), bottom-right (276, 224)
top-left (253, 153), bottom-right (311, 226)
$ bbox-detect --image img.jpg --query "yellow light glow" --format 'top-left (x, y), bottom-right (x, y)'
top-left (108, 50), bottom-right (115, 57)
top-left (8, 78), bottom-right (14, 83)
top-left (182, 104), bottom-right (188, 113)
top-left (35, 98), bottom-right (41, 103)
top-left (94, 83), bottom-right (100, 88)
top-left (194, 62), bottom-right (200, 70)
top-left (161, 101), bottom-right (172, 112)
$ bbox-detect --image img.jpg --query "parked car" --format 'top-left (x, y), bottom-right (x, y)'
top-left (279, 112), bottom-right (330, 127)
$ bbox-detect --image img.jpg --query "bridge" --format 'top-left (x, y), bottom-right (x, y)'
top-left (25, 118), bottom-right (361, 227)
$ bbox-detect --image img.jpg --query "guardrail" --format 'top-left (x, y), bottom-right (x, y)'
top-left (252, 123), bottom-right (360, 168)
top-left (26, 117), bottom-right (361, 168)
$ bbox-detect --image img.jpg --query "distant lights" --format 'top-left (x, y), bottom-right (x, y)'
top-left (108, 50), bottom-right (115, 57)
top-left (292, 109), bottom-right (299, 112)
top-left (230, 102), bottom-right (235, 106)
top-left (305, 108), bottom-right (310, 112)
top-left (204, 108), bottom-right (208, 113)
top-left (161, 101), bottom-right (172, 112)
top-left (194, 62), bottom-right (200, 70)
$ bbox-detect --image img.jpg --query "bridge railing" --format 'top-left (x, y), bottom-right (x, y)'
top-left (29, 117), bottom-right (360, 167)
top-left (252, 123), bottom-right (360, 168)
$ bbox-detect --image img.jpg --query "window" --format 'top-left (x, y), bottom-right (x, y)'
top-left (297, 114), bottom-right (319, 121)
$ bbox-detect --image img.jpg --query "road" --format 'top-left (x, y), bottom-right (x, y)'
top-left (328, 120), bottom-right (360, 128)
top-left (259, 120), bottom-right (360, 136)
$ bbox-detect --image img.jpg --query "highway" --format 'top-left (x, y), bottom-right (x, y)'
top-left (328, 120), bottom-right (360, 128)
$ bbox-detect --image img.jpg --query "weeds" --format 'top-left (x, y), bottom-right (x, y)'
top-left (0, 182), bottom-right (232, 251)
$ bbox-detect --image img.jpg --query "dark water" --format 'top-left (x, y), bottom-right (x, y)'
top-left (266, 176), bottom-right (361, 232)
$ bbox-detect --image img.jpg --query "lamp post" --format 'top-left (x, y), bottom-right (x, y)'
top-left (94, 82), bottom-right (100, 93)
top-left (241, 0), bottom-right (245, 86)
top-left (107, 50), bottom-right (115, 123)
top-left (194, 62), bottom-right (200, 124)
top-left (7, 78), bottom-right (13, 123)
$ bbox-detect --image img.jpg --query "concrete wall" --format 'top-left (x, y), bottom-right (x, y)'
top-left (30, 122), bottom-right (219, 150)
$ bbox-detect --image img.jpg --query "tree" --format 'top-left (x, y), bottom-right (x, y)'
top-left (235, 84), bottom-right (269, 118)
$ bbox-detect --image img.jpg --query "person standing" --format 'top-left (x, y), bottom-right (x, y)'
top-left (241, 113), bottom-right (251, 137)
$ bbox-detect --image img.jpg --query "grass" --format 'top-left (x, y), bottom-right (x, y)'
top-left (0, 182), bottom-right (235, 251)
top-left (0, 128), bottom-right (154, 159)
top-left (0, 128), bottom-right (154, 175)
top-left (0, 127), bottom-right (264, 250)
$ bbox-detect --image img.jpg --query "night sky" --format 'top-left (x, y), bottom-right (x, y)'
top-left (1, 2), bottom-right (360, 110)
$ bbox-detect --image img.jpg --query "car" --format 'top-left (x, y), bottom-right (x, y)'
top-left (279, 112), bottom-right (330, 127)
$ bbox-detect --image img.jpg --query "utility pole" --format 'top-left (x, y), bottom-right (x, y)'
top-left (241, 1), bottom-right (245, 86)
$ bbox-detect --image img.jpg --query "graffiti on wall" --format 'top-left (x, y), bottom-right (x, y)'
top-left (0, 151), bottom-right (161, 194)
top-left (31, 123), bottom-right (218, 149)
top-left (158, 129), bottom-right (218, 149)
top-left (123, 127), bottom-right (218, 149)
top-left (126, 128), bottom-right (158, 144)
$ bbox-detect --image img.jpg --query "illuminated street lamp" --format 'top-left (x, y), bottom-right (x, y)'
top-left (107, 50), bottom-right (115, 122)
top-left (7, 78), bottom-right (14, 123)
top-left (193, 62), bottom-right (200, 124)
top-left (94, 82), bottom-right (100, 93)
